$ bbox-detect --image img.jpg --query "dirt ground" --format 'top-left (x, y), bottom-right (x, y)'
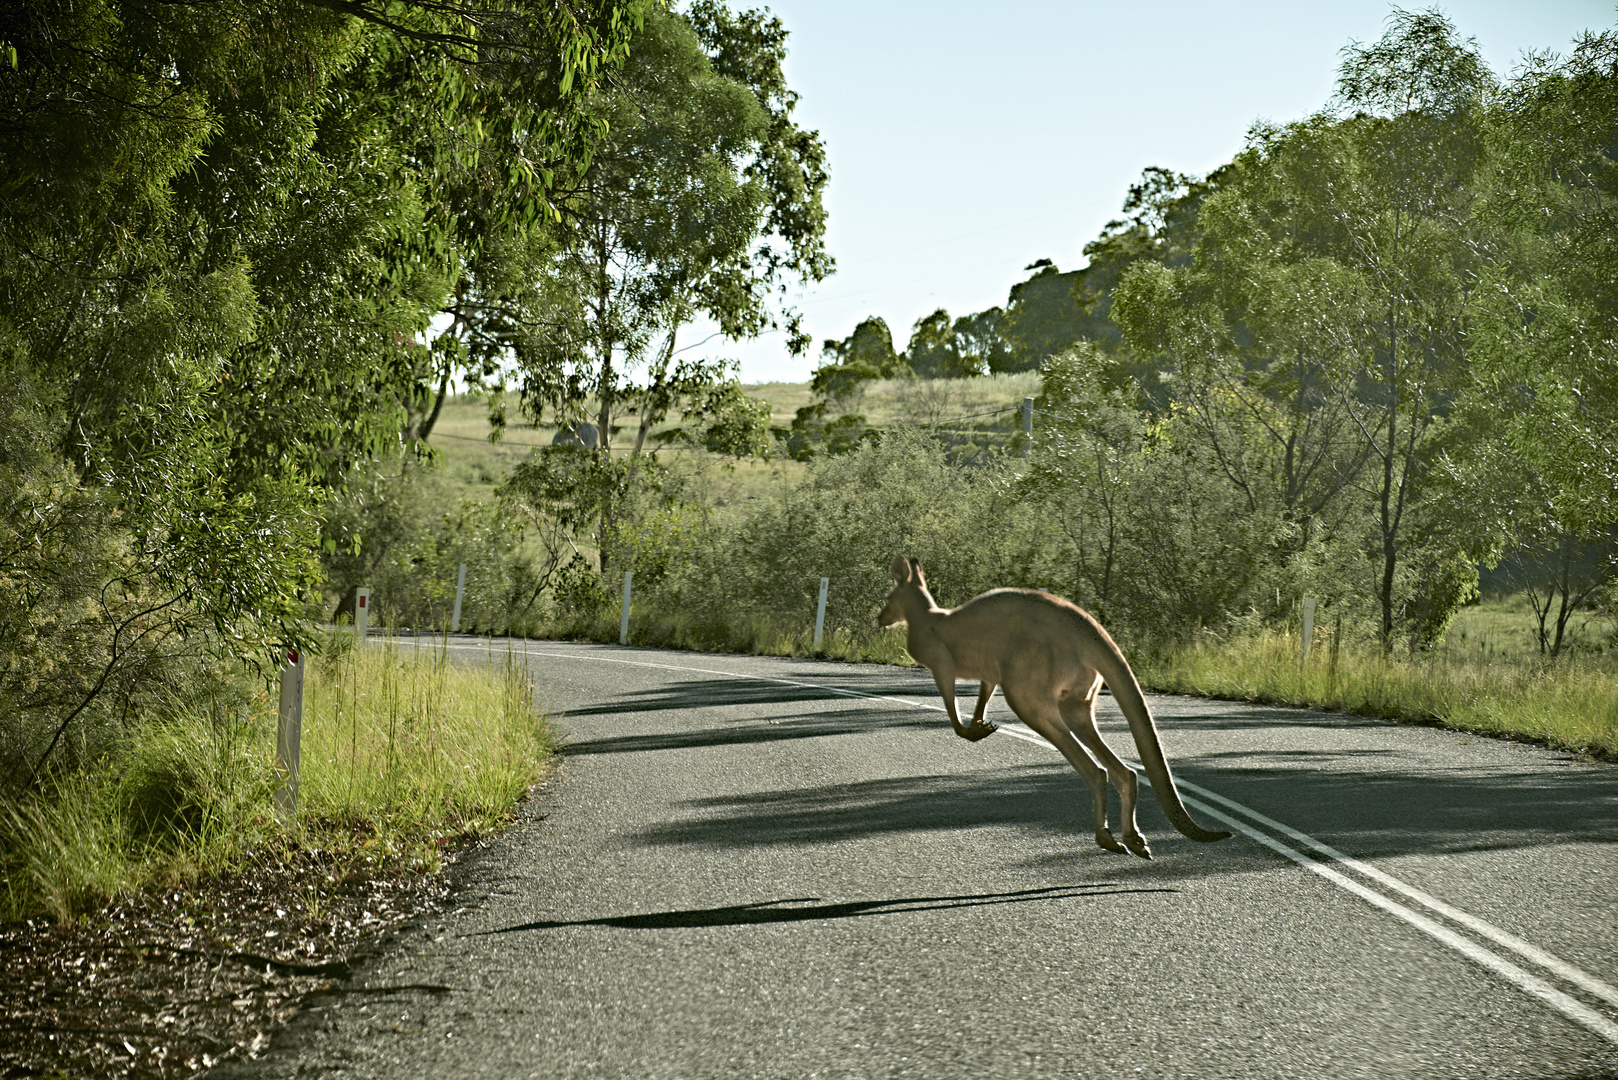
top-left (0, 847), bottom-right (461, 1079)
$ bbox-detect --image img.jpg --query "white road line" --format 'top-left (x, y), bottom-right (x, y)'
top-left (1175, 777), bottom-right (1618, 1013)
top-left (396, 638), bottom-right (1618, 1044)
top-left (1179, 794), bottom-right (1618, 1046)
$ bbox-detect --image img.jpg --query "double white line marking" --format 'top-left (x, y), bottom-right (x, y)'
top-left (411, 640), bottom-right (1618, 1046)
top-left (989, 714), bottom-right (1618, 1047)
top-left (1170, 772), bottom-right (1618, 1044)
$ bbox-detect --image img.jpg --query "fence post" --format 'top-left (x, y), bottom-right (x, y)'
top-left (451, 563), bottom-right (467, 632)
top-left (814, 577), bottom-right (829, 649)
top-left (620, 571), bottom-right (633, 645)
top-left (275, 646), bottom-right (304, 820)
top-left (1302, 596), bottom-right (1316, 665)
top-left (1022, 396), bottom-right (1033, 459)
top-left (355, 587), bottom-right (370, 643)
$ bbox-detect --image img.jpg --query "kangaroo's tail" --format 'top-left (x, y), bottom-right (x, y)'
top-left (1090, 632), bottom-right (1231, 844)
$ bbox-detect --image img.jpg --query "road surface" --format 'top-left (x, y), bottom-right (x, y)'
top-left (214, 640), bottom-right (1618, 1079)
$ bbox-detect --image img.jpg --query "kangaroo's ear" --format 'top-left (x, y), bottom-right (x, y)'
top-left (909, 557), bottom-right (925, 584)
top-left (890, 555), bottom-right (912, 583)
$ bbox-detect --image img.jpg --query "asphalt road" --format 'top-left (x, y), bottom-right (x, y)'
top-left (214, 640), bottom-right (1618, 1079)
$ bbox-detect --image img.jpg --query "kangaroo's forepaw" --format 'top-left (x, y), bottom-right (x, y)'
top-left (1124, 833), bottom-right (1153, 860)
top-left (1096, 830), bottom-right (1128, 855)
top-left (961, 720), bottom-right (998, 742)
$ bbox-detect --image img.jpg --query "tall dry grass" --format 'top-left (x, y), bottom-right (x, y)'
top-left (1, 635), bottom-right (554, 923)
top-left (300, 633), bottom-right (554, 843)
top-left (1133, 630), bottom-right (1618, 759)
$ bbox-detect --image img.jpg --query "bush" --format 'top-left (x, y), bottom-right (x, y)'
top-left (321, 460), bottom-right (551, 632)
top-left (553, 554), bottom-right (611, 624)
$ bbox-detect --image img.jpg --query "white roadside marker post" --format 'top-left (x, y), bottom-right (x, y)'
top-left (355, 587), bottom-right (370, 644)
top-left (814, 577), bottom-right (829, 650)
top-left (275, 646), bottom-right (304, 820)
top-left (1302, 596), bottom-right (1317, 665)
top-left (620, 571), bottom-right (633, 645)
top-left (452, 563), bottom-right (467, 632)
top-left (1022, 397), bottom-right (1033, 459)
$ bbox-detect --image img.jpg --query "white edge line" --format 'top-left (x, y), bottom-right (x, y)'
top-left (1181, 796), bottom-right (1618, 1047)
top-left (985, 722), bottom-right (1618, 1024)
top-left (397, 638), bottom-right (1618, 1043)
top-left (1174, 777), bottom-right (1618, 1013)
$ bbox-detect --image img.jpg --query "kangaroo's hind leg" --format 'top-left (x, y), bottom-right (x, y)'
top-left (1058, 677), bottom-right (1151, 860)
top-left (962, 681), bottom-right (998, 740)
top-left (1002, 686), bottom-right (1127, 855)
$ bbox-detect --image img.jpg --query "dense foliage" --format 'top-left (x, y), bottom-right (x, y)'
top-left (0, 0), bottom-right (649, 784)
top-left (791, 10), bottom-right (1616, 657)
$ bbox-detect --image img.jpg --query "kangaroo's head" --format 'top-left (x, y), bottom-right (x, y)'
top-left (878, 555), bottom-right (934, 627)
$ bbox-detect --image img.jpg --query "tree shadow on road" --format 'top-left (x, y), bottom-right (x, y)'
top-left (623, 748), bottom-right (1617, 870)
top-left (469, 883), bottom-right (1176, 935)
top-left (546, 670), bottom-right (1616, 869)
top-left (556, 675), bottom-right (930, 719)
top-left (558, 711), bottom-right (937, 757)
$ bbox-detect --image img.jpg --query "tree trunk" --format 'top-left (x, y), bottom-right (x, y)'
top-left (632, 328), bottom-right (678, 458)
top-left (1378, 210), bottom-right (1403, 655)
top-left (418, 365), bottom-right (452, 443)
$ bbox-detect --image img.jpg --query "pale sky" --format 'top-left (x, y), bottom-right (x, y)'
top-left (686, 0), bottom-right (1617, 384)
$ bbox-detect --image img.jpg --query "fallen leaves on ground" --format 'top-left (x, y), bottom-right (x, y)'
top-left (0, 848), bottom-right (456, 1079)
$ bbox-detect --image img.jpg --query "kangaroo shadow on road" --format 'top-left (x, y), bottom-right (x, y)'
top-left (634, 763), bottom-right (1165, 847)
top-left (470, 884), bottom-right (1176, 936)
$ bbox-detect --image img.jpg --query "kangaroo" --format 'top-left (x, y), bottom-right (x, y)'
top-left (878, 556), bottom-right (1230, 859)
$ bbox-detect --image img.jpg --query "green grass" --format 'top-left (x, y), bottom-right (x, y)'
top-left (742, 371), bottom-right (1042, 429)
top-left (0, 635), bottom-right (554, 924)
top-left (300, 634), bottom-right (554, 843)
top-left (422, 373), bottom-right (1044, 515)
top-left (1438, 590), bottom-right (1616, 663)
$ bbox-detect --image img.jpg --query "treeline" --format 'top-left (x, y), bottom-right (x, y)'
top-left (782, 11), bottom-right (1617, 658)
top-left (0, 0), bottom-right (829, 788)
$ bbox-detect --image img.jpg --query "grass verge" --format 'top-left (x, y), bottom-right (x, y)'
top-left (1131, 631), bottom-right (1618, 761)
top-left (1, 634), bottom-right (553, 924)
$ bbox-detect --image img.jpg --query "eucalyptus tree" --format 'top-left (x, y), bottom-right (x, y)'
top-left (810, 316), bottom-right (907, 400)
top-left (1322, 9), bottom-right (1496, 649)
top-left (0, 0), bottom-right (643, 776)
top-left (515, 1), bottom-right (831, 460)
top-left (906, 309), bottom-right (983, 379)
top-left (1114, 9), bottom-right (1493, 650)
top-left (1453, 28), bottom-right (1618, 653)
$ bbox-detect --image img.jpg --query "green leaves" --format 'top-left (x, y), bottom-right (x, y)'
top-left (0, 0), bottom-right (649, 777)
top-left (1333, 8), bottom-right (1491, 118)
top-left (513, 3), bottom-right (830, 456)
